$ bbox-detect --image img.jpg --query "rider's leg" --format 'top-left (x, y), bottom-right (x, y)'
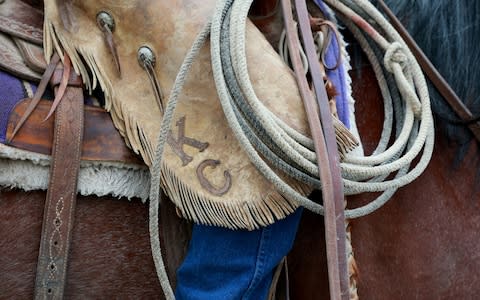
top-left (175, 208), bottom-right (303, 300)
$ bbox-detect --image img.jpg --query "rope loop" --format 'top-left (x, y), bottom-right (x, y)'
top-left (323, 0), bottom-right (434, 216)
top-left (392, 63), bottom-right (423, 117)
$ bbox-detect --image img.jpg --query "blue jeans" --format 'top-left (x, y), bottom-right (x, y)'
top-left (175, 209), bottom-right (303, 300)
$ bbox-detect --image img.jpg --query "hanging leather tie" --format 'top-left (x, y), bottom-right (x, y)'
top-left (97, 11), bottom-right (121, 77)
top-left (7, 54), bottom-right (61, 143)
top-left (43, 53), bottom-right (73, 121)
top-left (138, 46), bottom-right (164, 113)
top-left (310, 16), bottom-right (343, 71)
top-left (319, 20), bottom-right (343, 71)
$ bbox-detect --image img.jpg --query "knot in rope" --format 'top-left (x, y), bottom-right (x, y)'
top-left (384, 41), bottom-right (408, 72)
top-left (384, 41), bottom-right (422, 117)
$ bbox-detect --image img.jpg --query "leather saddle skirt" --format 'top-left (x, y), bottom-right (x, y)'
top-left (43, 0), bottom-right (313, 229)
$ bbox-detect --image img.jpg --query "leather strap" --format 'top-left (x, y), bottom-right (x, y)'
top-left (292, 5), bottom-right (349, 298)
top-left (267, 256), bottom-right (290, 300)
top-left (34, 68), bottom-right (84, 299)
top-left (376, 0), bottom-right (480, 143)
top-left (294, 2), bottom-right (349, 298)
top-left (280, 0), bottom-right (348, 299)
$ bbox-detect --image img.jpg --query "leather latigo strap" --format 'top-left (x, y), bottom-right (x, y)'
top-left (280, 0), bottom-right (349, 299)
top-left (376, 0), bottom-right (480, 143)
top-left (34, 67), bottom-right (84, 299)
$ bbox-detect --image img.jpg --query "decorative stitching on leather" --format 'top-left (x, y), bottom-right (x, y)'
top-left (62, 91), bottom-right (83, 286)
top-left (42, 94), bottom-right (64, 291)
top-left (47, 195), bottom-right (63, 280)
top-left (0, 36), bottom-right (42, 80)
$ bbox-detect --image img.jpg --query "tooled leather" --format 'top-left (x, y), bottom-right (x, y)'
top-left (13, 37), bottom-right (47, 73)
top-left (0, 0), bottom-right (45, 80)
top-left (0, 31), bottom-right (42, 81)
top-left (0, 0), bottom-right (43, 45)
top-left (34, 80), bottom-right (84, 299)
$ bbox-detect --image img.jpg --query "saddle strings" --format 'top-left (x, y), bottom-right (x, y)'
top-left (138, 46), bottom-right (165, 113)
top-left (7, 54), bottom-right (61, 142)
top-left (43, 54), bottom-right (73, 120)
top-left (97, 11), bottom-right (122, 76)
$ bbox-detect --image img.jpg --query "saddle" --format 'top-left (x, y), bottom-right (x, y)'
top-left (0, 1), bottom-right (146, 188)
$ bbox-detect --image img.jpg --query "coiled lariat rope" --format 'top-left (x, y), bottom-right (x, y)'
top-left (148, 0), bottom-right (434, 298)
top-left (323, 0), bottom-right (434, 218)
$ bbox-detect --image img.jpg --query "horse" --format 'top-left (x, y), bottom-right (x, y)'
top-left (0, 0), bottom-right (478, 299)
